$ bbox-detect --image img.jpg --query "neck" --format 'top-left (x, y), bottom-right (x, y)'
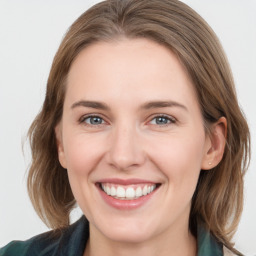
top-left (84, 219), bottom-right (197, 256)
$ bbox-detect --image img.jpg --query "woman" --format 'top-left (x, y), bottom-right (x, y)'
top-left (0, 0), bottom-right (250, 255)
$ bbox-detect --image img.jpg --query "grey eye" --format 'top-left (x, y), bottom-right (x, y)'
top-left (85, 116), bottom-right (104, 125)
top-left (155, 116), bottom-right (170, 125)
top-left (150, 116), bottom-right (172, 125)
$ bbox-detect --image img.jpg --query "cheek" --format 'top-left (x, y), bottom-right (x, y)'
top-left (63, 133), bottom-right (105, 176)
top-left (63, 133), bottom-right (106, 216)
top-left (151, 133), bottom-right (205, 187)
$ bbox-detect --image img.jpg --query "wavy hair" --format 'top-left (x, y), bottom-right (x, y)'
top-left (27, 0), bottom-right (250, 254)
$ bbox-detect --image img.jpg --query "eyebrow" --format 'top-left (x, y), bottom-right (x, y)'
top-left (141, 101), bottom-right (188, 111)
top-left (71, 100), bottom-right (110, 111)
top-left (71, 100), bottom-right (188, 112)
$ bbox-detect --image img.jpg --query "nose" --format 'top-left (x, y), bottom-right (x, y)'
top-left (106, 125), bottom-right (146, 171)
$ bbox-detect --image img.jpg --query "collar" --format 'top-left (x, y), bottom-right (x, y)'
top-left (58, 216), bottom-right (223, 256)
top-left (197, 222), bottom-right (223, 256)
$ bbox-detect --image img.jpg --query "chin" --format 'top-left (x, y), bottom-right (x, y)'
top-left (92, 216), bottom-right (162, 244)
top-left (104, 228), bottom-right (154, 244)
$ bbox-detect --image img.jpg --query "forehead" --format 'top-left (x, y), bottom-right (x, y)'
top-left (68, 38), bottom-right (188, 81)
top-left (66, 38), bottom-right (198, 108)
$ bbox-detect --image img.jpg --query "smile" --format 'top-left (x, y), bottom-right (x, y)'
top-left (100, 183), bottom-right (158, 200)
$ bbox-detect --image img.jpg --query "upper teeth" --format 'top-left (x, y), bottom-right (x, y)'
top-left (101, 183), bottom-right (157, 200)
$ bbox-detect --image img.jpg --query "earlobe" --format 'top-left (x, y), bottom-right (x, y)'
top-left (55, 123), bottom-right (67, 169)
top-left (201, 117), bottom-right (227, 170)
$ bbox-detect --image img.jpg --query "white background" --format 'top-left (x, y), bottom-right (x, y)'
top-left (0, 0), bottom-right (255, 255)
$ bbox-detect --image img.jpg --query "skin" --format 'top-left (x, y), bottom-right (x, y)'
top-left (55, 38), bottom-right (226, 256)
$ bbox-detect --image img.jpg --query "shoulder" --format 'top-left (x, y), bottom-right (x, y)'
top-left (223, 246), bottom-right (236, 256)
top-left (0, 216), bottom-right (89, 256)
top-left (0, 229), bottom-right (62, 256)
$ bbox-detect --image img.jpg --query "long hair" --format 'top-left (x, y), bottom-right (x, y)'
top-left (27, 0), bottom-right (250, 254)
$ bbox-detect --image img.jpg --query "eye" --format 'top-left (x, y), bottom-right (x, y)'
top-left (149, 115), bottom-right (175, 126)
top-left (80, 115), bottom-right (105, 126)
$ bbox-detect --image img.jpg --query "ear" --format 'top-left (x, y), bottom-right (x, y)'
top-left (201, 117), bottom-right (227, 170)
top-left (55, 122), bottom-right (67, 169)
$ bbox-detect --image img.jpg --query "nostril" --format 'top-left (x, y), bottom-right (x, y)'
top-left (105, 131), bottom-right (145, 169)
top-left (106, 149), bottom-right (146, 171)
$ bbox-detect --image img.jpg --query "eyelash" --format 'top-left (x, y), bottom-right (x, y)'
top-left (79, 115), bottom-right (106, 127)
top-left (148, 114), bottom-right (176, 127)
top-left (79, 114), bottom-right (176, 127)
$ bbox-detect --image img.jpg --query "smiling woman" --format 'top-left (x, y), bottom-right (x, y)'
top-left (0, 0), bottom-right (251, 256)
top-left (56, 40), bottom-right (215, 250)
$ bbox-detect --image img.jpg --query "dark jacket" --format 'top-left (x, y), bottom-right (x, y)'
top-left (0, 216), bottom-right (226, 256)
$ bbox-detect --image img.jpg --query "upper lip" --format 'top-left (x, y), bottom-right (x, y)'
top-left (97, 178), bottom-right (160, 185)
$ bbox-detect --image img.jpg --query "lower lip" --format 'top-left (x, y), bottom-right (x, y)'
top-left (97, 185), bottom-right (159, 210)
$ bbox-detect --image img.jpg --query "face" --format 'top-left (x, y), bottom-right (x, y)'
top-left (56, 38), bottom-right (212, 244)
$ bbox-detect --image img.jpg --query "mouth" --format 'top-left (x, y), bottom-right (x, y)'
top-left (97, 182), bottom-right (161, 200)
top-left (96, 179), bottom-right (161, 210)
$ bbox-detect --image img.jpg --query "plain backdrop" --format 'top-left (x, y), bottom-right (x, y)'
top-left (0, 0), bottom-right (255, 255)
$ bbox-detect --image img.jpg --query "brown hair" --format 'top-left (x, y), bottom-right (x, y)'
top-left (27, 0), bottom-right (250, 254)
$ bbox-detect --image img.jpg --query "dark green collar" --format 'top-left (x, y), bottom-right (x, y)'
top-left (0, 216), bottom-right (223, 256)
top-left (69, 216), bottom-right (223, 256)
top-left (197, 222), bottom-right (223, 256)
